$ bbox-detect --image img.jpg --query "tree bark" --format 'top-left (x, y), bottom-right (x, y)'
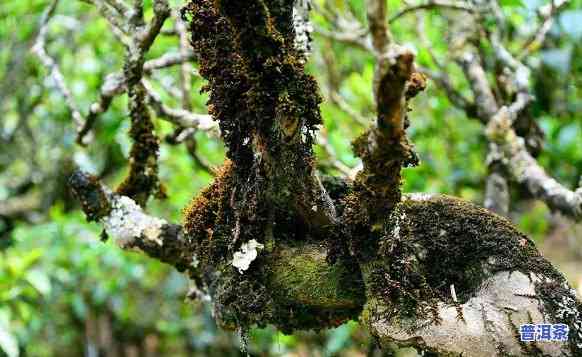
top-left (67, 0), bottom-right (582, 356)
top-left (71, 170), bottom-right (582, 356)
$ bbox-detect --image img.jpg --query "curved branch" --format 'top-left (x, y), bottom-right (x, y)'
top-left (143, 80), bottom-right (216, 131)
top-left (76, 51), bottom-right (202, 144)
top-left (360, 194), bottom-right (582, 356)
top-left (32, 0), bottom-right (84, 131)
top-left (518, 0), bottom-right (570, 60)
top-left (65, 3), bottom-right (582, 357)
top-left (68, 170), bottom-right (194, 270)
top-left (351, 0), bottom-right (426, 219)
top-left (487, 108), bottom-right (582, 221)
top-left (314, 25), bottom-right (373, 52)
top-left (458, 51), bottom-right (499, 121)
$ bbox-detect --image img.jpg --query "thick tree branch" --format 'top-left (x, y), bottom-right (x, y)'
top-left (69, 170), bottom-right (194, 270)
top-left (64, 2), bottom-right (582, 356)
top-left (350, 0), bottom-right (425, 219)
top-left (70, 165), bottom-right (582, 356)
top-left (186, 0), bottom-right (337, 230)
top-left (360, 194), bottom-right (582, 356)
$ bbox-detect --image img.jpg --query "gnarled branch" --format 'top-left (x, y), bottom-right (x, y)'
top-left (487, 109), bottom-right (582, 220)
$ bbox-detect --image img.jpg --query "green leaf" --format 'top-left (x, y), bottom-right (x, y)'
top-left (325, 322), bottom-right (355, 355)
top-left (0, 318), bottom-right (19, 357)
top-left (499, 0), bottom-right (523, 7)
top-left (25, 270), bottom-right (51, 297)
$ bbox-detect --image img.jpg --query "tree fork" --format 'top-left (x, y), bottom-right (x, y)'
top-left (67, 0), bottom-right (582, 355)
top-left (70, 168), bottom-right (582, 355)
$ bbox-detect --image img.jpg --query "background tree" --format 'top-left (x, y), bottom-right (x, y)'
top-left (1, 0), bottom-right (581, 356)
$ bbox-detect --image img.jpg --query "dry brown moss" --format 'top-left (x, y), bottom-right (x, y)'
top-left (69, 171), bottom-right (111, 221)
top-left (116, 83), bottom-right (162, 207)
top-left (182, 160), bottom-right (234, 268)
top-left (357, 194), bottom-right (580, 346)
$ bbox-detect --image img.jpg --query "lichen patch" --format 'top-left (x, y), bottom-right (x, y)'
top-left (102, 195), bottom-right (166, 247)
top-left (232, 239), bottom-right (264, 273)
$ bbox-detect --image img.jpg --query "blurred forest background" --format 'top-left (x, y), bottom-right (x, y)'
top-left (0, 0), bottom-right (581, 355)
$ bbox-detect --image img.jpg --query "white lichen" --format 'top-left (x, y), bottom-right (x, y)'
top-left (554, 293), bottom-right (582, 348)
top-left (405, 192), bottom-right (436, 202)
top-left (232, 239), bottom-right (264, 274)
top-left (101, 195), bottom-right (166, 248)
top-left (191, 255), bottom-right (200, 268)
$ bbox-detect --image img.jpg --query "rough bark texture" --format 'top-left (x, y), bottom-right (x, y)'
top-left (67, 0), bottom-right (582, 356)
top-left (71, 169), bottom-right (582, 355)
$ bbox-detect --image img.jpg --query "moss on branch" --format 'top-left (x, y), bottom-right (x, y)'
top-left (356, 194), bottom-right (581, 355)
top-left (116, 83), bottom-right (164, 206)
top-left (69, 171), bottom-right (111, 221)
top-left (71, 163), bottom-right (581, 354)
top-left (177, 2), bottom-right (582, 354)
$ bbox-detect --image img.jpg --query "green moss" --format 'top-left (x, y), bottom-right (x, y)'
top-left (182, 170), bottom-right (369, 333)
top-left (210, 241), bottom-right (365, 333)
top-left (184, 0), bottom-right (324, 226)
top-left (211, 266), bottom-right (276, 331)
top-left (182, 3), bottom-right (581, 349)
top-left (350, 130), bottom-right (418, 222)
top-left (181, 0), bottom-right (335, 332)
top-left (267, 242), bottom-right (365, 309)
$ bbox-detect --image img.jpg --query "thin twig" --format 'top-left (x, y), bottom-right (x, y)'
top-left (143, 80), bottom-right (216, 131)
top-left (32, 0), bottom-right (84, 130)
top-left (389, 0), bottom-right (474, 24)
top-left (76, 51), bottom-right (197, 144)
top-left (518, 0), bottom-right (570, 60)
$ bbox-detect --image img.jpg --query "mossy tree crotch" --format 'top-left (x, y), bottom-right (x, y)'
top-left (70, 0), bottom-right (582, 356)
